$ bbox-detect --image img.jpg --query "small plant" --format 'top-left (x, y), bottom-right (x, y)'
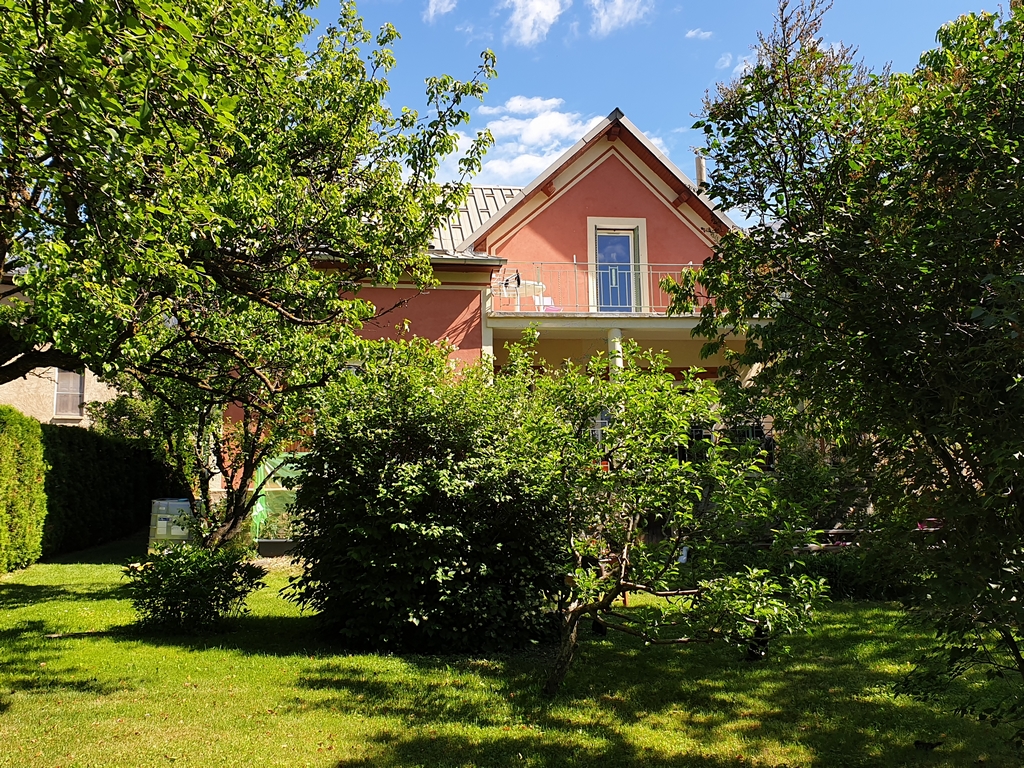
top-left (124, 544), bottom-right (267, 632)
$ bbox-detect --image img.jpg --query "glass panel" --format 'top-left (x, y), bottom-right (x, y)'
top-left (55, 369), bottom-right (84, 417)
top-left (596, 232), bottom-right (633, 311)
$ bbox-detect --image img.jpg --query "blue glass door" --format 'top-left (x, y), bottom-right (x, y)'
top-left (596, 231), bottom-right (635, 311)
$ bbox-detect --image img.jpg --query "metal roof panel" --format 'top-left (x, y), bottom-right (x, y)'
top-left (430, 186), bottom-right (521, 253)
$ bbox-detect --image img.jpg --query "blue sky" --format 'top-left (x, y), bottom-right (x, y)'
top-left (307, 1), bottom-right (994, 186)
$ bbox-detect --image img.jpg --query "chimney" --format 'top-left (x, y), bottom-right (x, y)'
top-left (695, 154), bottom-right (707, 187)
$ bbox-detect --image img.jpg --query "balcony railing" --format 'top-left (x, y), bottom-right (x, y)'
top-left (490, 262), bottom-right (705, 314)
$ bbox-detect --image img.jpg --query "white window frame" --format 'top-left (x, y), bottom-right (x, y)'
top-left (54, 368), bottom-right (85, 419)
top-left (587, 217), bottom-right (649, 312)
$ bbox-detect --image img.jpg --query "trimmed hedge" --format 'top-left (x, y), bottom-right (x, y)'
top-left (0, 406), bottom-right (48, 573)
top-left (1, 408), bottom-right (183, 572)
top-left (40, 423), bottom-right (182, 557)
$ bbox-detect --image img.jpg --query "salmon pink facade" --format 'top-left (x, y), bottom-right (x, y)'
top-left (358, 109), bottom-right (741, 374)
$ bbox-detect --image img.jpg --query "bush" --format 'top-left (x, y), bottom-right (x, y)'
top-left (0, 406), bottom-right (47, 573)
top-left (793, 546), bottom-right (915, 601)
top-left (774, 431), bottom-right (870, 530)
top-left (40, 424), bottom-right (183, 556)
top-left (286, 340), bottom-right (570, 653)
top-left (124, 544), bottom-right (267, 631)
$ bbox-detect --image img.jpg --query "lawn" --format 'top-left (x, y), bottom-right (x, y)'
top-left (0, 535), bottom-right (1018, 768)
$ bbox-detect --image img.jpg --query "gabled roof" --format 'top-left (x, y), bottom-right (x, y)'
top-left (455, 108), bottom-right (734, 253)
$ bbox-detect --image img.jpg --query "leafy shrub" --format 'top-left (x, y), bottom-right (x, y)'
top-left (0, 406), bottom-right (47, 572)
top-left (286, 340), bottom-right (570, 653)
top-left (124, 544), bottom-right (267, 631)
top-left (774, 431), bottom-right (870, 530)
top-left (40, 423), bottom-right (183, 556)
top-left (793, 545), bottom-right (915, 601)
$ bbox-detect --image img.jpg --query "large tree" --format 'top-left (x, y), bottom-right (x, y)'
top-left (669, 0), bottom-right (1024, 736)
top-left (0, 0), bottom-right (493, 388)
top-left (91, 323), bottom-right (345, 548)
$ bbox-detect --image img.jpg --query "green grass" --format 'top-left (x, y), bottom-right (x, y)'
top-left (1, 535), bottom-right (1018, 767)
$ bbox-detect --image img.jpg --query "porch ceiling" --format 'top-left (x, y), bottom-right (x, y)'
top-left (488, 313), bottom-right (704, 340)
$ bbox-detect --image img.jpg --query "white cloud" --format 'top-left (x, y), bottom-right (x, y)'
top-left (649, 135), bottom-right (670, 156)
top-left (686, 28), bottom-right (712, 39)
top-left (455, 21), bottom-right (494, 43)
top-left (715, 52), bottom-right (732, 69)
top-left (507, 96), bottom-right (566, 114)
top-left (435, 95), bottom-right (605, 186)
top-left (486, 110), bottom-right (599, 148)
top-left (477, 96), bottom-right (565, 117)
top-left (480, 152), bottom-right (567, 182)
top-left (501, 0), bottom-right (572, 46)
top-left (424, 0), bottom-right (457, 22)
top-left (732, 55), bottom-right (753, 75)
top-left (587, 0), bottom-right (653, 37)
top-left (476, 97), bottom-right (603, 184)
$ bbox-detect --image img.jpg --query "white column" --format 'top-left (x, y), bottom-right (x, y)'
top-left (480, 288), bottom-right (494, 360)
top-left (607, 328), bottom-right (624, 370)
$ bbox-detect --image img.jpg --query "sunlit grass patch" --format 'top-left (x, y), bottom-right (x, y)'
top-left (1, 534), bottom-right (1019, 767)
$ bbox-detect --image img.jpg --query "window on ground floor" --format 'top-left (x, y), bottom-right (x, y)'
top-left (54, 368), bottom-right (85, 418)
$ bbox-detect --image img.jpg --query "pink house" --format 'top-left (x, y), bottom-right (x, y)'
top-left (356, 109), bottom-right (740, 375)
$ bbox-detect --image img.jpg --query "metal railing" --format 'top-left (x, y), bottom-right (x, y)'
top-left (490, 262), bottom-right (706, 314)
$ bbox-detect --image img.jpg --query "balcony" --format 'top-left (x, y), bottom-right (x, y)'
top-left (489, 262), bottom-right (704, 315)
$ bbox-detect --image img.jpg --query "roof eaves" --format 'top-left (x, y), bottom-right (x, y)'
top-left (428, 252), bottom-right (506, 267)
top-left (616, 114), bottom-right (736, 232)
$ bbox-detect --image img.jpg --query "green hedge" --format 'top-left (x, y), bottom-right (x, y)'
top-left (39, 423), bottom-right (182, 557)
top-left (0, 406), bottom-right (48, 573)
top-left (1, 409), bottom-right (183, 572)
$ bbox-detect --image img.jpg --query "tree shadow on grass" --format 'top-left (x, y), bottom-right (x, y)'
top-left (0, 621), bottom-right (127, 701)
top-left (106, 614), bottom-right (330, 658)
top-left (42, 530), bottom-right (149, 566)
top-left (331, 731), bottom-right (771, 768)
top-left (296, 652), bottom-right (774, 767)
top-left (289, 606), bottom-right (1014, 767)
top-left (84, 602), bottom-right (1018, 766)
top-left (0, 581), bottom-right (129, 611)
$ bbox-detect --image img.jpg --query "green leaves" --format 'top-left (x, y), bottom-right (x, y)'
top-left (3, 0), bottom-right (498, 554)
top-left (0, 407), bottom-right (46, 573)
top-left (676, 0), bottom-right (1024, 737)
top-left (286, 339), bottom-right (568, 654)
top-left (0, 0), bottom-right (494, 396)
top-left (124, 544), bottom-right (267, 631)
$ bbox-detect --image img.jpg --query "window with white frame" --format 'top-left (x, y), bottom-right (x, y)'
top-left (54, 369), bottom-right (85, 418)
top-left (587, 217), bottom-right (648, 312)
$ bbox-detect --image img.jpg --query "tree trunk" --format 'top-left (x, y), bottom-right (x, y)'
top-left (543, 612), bottom-right (581, 695)
top-left (998, 628), bottom-right (1024, 686)
top-left (204, 495), bottom-right (249, 549)
top-left (0, 331), bottom-right (86, 386)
